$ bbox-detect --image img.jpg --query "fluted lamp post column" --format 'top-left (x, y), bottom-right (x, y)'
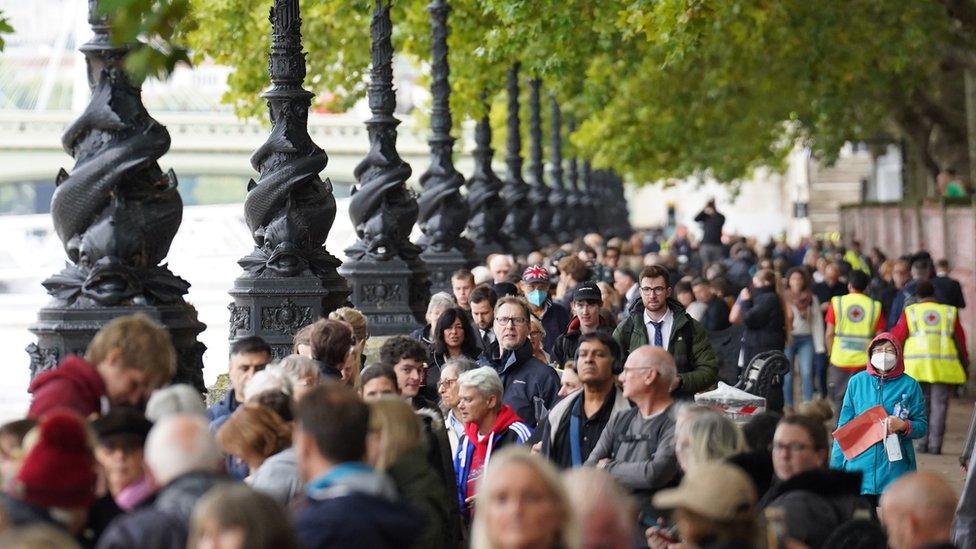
top-left (228, 0), bottom-right (350, 358)
top-left (580, 160), bottom-right (596, 236)
top-left (527, 78), bottom-right (553, 248)
top-left (28, 0), bottom-right (206, 389)
top-left (547, 95), bottom-right (571, 245)
top-left (464, 92), bottom-right (507, 259)
top-left (338, 0), bottom-right (430, 335)
top-left (564, 117), bottom-right (582, 241)
top-left (499, 63), bottom-right (536, 256)
top-left (416, 0), bottom-right (477, 292)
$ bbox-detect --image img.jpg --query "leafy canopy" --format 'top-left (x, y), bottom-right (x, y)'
top-left (103, 0), bottom-right (965, 186)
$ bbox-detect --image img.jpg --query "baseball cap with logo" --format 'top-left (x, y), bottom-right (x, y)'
top-left (522, 265), bottom-right (550, 284)
top-left (573, 282), bottom-right (602, 303)
top-left (652, 462), bottom-right (756, 521)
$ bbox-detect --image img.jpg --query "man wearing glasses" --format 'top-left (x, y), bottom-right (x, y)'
top-left (478, 296), bottom-right (561, 428)
top-left (612, 265), bottom-right (718, 399)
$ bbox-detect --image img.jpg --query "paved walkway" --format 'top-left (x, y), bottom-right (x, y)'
top-left (917, 395), bottom-right (974, 492)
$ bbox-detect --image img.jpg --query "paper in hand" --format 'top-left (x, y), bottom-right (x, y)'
top-left (832, 405), bottom-right (888, 460)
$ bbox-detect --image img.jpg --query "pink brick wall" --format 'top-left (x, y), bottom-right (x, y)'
top-left (840, 203), bottom-right (975, 362)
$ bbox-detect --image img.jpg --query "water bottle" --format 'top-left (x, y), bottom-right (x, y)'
top-left (892, 394), bottom-right (909, 420)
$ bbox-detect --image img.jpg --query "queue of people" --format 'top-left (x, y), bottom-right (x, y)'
top-left (1, 220), bottom-right (973, 549)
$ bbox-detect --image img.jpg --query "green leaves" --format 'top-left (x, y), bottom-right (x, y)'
top-left (0, 11), bottom-right (13, 51)
top-left (98, 0), bottom-right (194, 83)
top-left (94, 0), bottom-right (971, 188)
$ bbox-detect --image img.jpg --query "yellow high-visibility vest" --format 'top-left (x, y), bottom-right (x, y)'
top-left (903, 302), bottom-right (966, 384)
top-left (830, 293), bottom-right (881, 368)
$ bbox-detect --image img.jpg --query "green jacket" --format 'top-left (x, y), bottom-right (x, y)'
top-left (387, 444), bottom-right (452, 549)
top-left (612, 299), bottom-right (719, 398)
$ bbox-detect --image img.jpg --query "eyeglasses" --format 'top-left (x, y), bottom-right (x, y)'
top-left (640, 286), bottom-right (667, 295)
top-left (495, 317), bottom-right (529, 326)
top-left (437, 378), bottom-right (457, 389)
top-left (772, 442), bottom-right (812, 453)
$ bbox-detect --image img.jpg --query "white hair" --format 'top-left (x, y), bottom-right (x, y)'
top-left (276, 354), bottom-right (321, 381)
top-left (471, 266), bottom-right (491, 285)
top-left (427, 292), bottom-right (456, 316)
top-left (458, 366), bottom-right (503, 406)
top-left (145, 384), bottom-right (207, 422)
top-left (145, 415), bottom-right (222, 486)
top-left (244, 364), bottom-right (297, 401)
top-left (488, 254), bottom-right (514, 269)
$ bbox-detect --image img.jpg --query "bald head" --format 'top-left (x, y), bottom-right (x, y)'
top-left (488, 254), bottom-right (514, 284)
top-left (881, 472), bottom-right (957, 549)
top-left (145, 414), bottom-right (222, 486)
top-left (629, 346), bottom-right (676, 387)
top-left (620, 346), bottom-right (676, 402)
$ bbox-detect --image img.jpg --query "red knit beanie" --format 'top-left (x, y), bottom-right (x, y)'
top-left (14, 410), bottom-right (96, 508)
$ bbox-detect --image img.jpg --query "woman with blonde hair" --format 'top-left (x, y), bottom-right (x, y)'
top-left (673, 405), bottom-right (746, 473)
top-left (366, 398), bottom-right (453, 549)
top-left (216, 404), bottom-right (300, 504)
top-left (528, 317), bottom-right (552, 366)
top-left (328, 307), bottom-right (369, 388)
top-left (471, 448), bottom-right (578, 549)
top-left (188, 483), bottom-right (297, 549)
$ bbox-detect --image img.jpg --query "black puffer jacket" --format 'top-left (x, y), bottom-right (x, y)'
top-left (740, 286), bottom-right (786, 367)
top-left (759, 468), bottom-right (867, 549)
top-left (478, 341), bottom-right (560, 427)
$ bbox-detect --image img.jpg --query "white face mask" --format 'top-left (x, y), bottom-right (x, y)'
top-left (870, 351), bottom-right (897, 372)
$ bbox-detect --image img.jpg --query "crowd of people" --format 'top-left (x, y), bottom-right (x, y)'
top-left (0, 207), bottom-right (973, 548)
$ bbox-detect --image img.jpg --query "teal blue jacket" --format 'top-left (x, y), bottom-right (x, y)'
top-left (829, 334), bottom-right (927, 495)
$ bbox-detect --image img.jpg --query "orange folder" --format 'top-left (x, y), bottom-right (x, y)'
top-left (832, 405), bottom-right (888, 460)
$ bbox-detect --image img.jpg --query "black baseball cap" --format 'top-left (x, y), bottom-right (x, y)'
top-left (573, 282), bottom-right (602, 303)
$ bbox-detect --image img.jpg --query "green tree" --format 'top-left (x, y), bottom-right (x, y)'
top-left (101, 0), bottom-right (976, 192)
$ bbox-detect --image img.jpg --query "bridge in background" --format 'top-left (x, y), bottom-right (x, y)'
top-left (0, 0), bottom-right (485, 419)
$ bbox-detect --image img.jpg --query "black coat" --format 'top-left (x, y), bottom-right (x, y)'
top-left (478, 341), bottom-right (560, 427)
top-left (740, 286), bottom-right (786, 366)
top-left (97, 473), bottom-right (227, 549)
top-left (760, 468), bottom-right (867, 549)
top-left (700, 297), bottom-right (732, 332)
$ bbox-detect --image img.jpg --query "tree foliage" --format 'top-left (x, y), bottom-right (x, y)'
top-left (105, 0), bottom-right (976, 187)
top-left (0, 11), bottom-right (12, 51)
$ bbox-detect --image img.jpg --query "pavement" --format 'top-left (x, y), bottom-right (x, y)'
top-left (916, 395), bottom-right (974, 492)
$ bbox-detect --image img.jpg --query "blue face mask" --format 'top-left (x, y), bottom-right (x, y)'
top-left (526, 289), bottom-right (547, 307)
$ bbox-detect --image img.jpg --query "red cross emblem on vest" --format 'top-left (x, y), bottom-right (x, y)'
top-left (847, 304), bottom-right (865, 322)
top-left (924, 310), bottom-right (941, 326)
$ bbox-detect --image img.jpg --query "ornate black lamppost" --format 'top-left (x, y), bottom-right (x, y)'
top-left (28, 0), bottom-right (206, 389)
top-left (526, 78), bottom-right (553, 248)
top-left (611, 170), bottom-right (633, 237)
top-left (228, 0), bottom-right (349, 358)
top-left (564, 117), bottom-right (581, 241)
top-left (499, 64), bottom-right (536, 256)
top-left (465, 93), bottom-right (507, 259)
top-left (592, 169), bottom-right (609, 235)
top-left (579, 160), bottom-right (596, 236)
top-left (547, 95), bottom-right (571, 245)
top-left (339, 0), bottom-right (430, 335)
top-left (416, 0), bottom-right (477, 292)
